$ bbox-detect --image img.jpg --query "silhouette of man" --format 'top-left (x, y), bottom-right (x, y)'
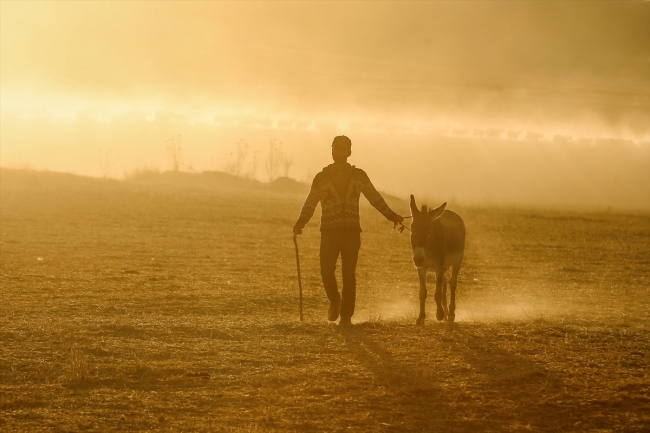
top-left (293, 136), bottom-right (404, 325)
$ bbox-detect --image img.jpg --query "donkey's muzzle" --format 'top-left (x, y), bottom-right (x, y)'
top-left (412, 248), bottom-right (425, 267)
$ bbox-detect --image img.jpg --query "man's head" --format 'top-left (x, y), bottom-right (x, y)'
top-left (331, 135), bottom-right (352, 163)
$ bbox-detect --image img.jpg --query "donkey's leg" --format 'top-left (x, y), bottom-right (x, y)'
top-left (416, 267), bottom-right (427, 325)
top-left (448, 260), bottom-right (462, 322)
top-left (441, 272), bottom-right (448, 320)
top-left (434, 270), bottom-right (445, 321)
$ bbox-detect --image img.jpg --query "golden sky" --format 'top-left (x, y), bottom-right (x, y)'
top-left (2, 1), bottom-right (648, 131)
top-left (1, 1), bottom-right (648, 208)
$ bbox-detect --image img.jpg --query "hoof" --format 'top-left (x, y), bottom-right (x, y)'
top-left (416, 316), bottom-right (425, 326)
top-left (436, 310), bottom-right (445, 321)
top-left (447, 313), bottom-right (455, 323)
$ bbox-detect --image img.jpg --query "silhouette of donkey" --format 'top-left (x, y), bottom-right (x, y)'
top-left (409, 195), bottom-right (466, 324)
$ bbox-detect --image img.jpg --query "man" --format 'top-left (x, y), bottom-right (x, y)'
top-left (293, 136), bottom-right (404, 325)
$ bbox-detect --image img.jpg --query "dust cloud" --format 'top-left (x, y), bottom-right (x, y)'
top-left (357, 298), bottom-right (544, 324)
top-left (1, 2), bottom-right (648, 210)
top-left (357, 286), bottom-right (571, 324)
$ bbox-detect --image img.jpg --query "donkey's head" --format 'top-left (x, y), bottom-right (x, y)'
top-left (409, 195), bottom-right (446, 267)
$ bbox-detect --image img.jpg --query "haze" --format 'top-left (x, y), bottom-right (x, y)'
top-left (1, 1), bottom-right (648, 210)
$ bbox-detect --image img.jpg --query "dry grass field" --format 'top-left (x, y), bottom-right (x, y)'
top-left (1, 168), bottom-right (648, 432)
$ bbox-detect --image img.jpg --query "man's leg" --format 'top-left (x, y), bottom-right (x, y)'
top-left (320, 232), bottom-right (342, 316)
top-left (340, 231), bottom-right (361, 321)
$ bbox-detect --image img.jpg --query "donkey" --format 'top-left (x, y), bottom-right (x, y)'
top-left (409, 195), bottom-right (466, 324)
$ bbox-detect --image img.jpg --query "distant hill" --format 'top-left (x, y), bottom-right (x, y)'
top-left (126, 169), bottom-right (262, 191)
top-left (266, 176), bottom-right (310, 194)
top-left (0, 168), bottom-right (313, 196)
top-left (0, 168), bottom-right (408, 212)
top-left (0, 168), bottom-right (124, 192)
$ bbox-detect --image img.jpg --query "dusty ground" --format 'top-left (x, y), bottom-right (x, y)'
top-left (0, 168), bottom-right (648, 432)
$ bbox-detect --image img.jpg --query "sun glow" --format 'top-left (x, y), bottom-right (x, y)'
top-left (0, 1), bottom-right (648, 209)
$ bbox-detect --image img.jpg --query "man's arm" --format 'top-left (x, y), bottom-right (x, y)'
top-left (293, 175), bottom-right (322, 234)
top-left (359, 170), bottom-right (403, 224)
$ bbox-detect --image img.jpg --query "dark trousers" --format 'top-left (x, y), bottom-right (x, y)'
top-left (320, 230), bottom-right (361, 319)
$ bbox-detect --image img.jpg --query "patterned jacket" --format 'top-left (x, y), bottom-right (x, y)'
top-left (294, 164), bottom-right (400, 232)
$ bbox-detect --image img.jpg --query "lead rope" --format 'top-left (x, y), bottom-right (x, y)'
top-left (393, 216), bottom-right (412, 233)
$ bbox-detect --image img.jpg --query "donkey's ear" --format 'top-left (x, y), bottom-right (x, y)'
top-left (429, 202), bottom-right (447, 219)
top-left (409, 195), bottom-right (419, 215)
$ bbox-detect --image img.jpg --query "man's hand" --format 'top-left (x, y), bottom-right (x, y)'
top-left (392, 215), bottom-right (404, 229)
top-left (293, 227), bottom-right (303, 235)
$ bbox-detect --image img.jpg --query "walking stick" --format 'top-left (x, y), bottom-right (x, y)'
top-left (292, 234), bottom-right (304, 321)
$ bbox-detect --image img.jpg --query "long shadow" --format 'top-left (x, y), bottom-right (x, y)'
top-left (338, 323), bottom-right (458, 432)
top-left (443, 323), bottom-right (566, 430)
top-left (450, 322), bottom-right (650, 431)
top-left (337, 320), bottom-right (570, 432)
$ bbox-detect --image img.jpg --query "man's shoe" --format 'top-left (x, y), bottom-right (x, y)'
top-left (328, 300), bottom-right (341, 321)
top-left (339, 316), bottom-right (352, 326)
